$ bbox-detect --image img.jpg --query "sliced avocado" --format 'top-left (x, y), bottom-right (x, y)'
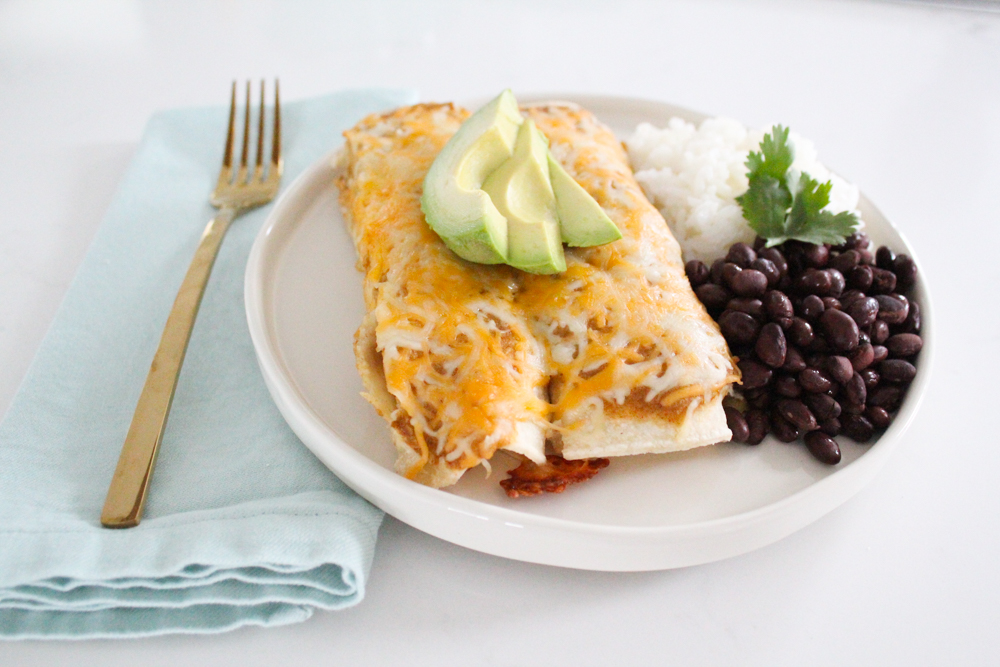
top-left (420, 90), bottom-right (523, 264)
top-left (548, 154), bottom-right (622, 247)
top-left (482, 120), bottom-right (566, 275)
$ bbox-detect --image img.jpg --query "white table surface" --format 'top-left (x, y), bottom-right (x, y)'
top-left (1, 0), bottom-right (998, 664)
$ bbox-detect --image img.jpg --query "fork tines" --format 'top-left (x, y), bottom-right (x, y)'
top-left (218, 79), bottom-right (282, 189)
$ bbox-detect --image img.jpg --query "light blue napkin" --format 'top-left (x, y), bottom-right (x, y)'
top-left (0, 88), bottom-right (419, 639)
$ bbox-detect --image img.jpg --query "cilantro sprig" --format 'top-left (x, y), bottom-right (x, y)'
top-left (736, 125), bottom-right (858, 247)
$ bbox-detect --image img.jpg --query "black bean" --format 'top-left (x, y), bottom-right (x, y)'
top-left (876, 245), bottom-right (895, 270)
top-left (775, 317), bottom-right (794, 330)
top-left (758, 248), bottom-right (788, 276)
top-left (865, 406), bottom-right (892, 429)
top-left (848, 265), bottom-right (873, 291)
top-left (826, 356), bottom-right (854, 384)
top-left (730, 269), bottom-right (768, 297)
top-left (844, 371), bottom-right (867, 408)
top-left (874, 294), bottom-right (909, 324)
top-left (842, 414), bottom-right (875, 442)
top-left (846, 296), bottom-right (879, 329)
top-left (819, 418), bottom-right (842, 437)
top-left (822, 297), bottom-right (842, 311)
top-left (719, 310), bottom-right (760, 345)
top-left (788, 317), bottom-right (815, 347)
top-left (721, 262), bottom-right (743, 288)
top-left (844, 232), bottom-right (871, 251)
top-left (868, 385), bottom-right (903, 410)
top-left (803, 393), bottom-right (842, 421)
top-left (820, 308), bottom-right (860, 352)
top-left (849, 343), bottom-right (874, 372)
top-left (727, 297), bottom-right (765, 319)
top-left (746, 409), bottom-right (769, 445)
top-left (696, 283), bottom-right (731, 311)
top-left (739, 359), bottom-right (773, 389)
top-left (840, 289), bottom-right (865, 308)
top-left (827, 269), bottom-right (845, 297)
top-left (858, 330), bottom-right (871, 347)
top-left (774, 374), bottom-right (802, 398)
top-left (872, 345), bottom-right (889, 364)
top-left (899, 301), bottom-right (921, 334)
top-left (880, 359), bottom-right (917, 383)
top-left (770, 413), bottom-right (801, 443)
top-left (753, 236), bottom-right (767, 251)
top-left (755, 322), bottom-right (788, 368)
top-left (685, 260), bottom-right (710, 287)
top-left (711, 258), bottom-right (726, 284)
top-left (886, 333), bottom-right (922, 358)
top-left (805, 431), bottom-right (841, 464)
top-left (782, 346), bottom-right (807, 373)
top-left (797, 269), bottom-right (834, 296)
top-left (860, 368), bottom-right (880, 390)
top-left (751, 258), bottom-right (780, 286)
top-left (871, 319), bottom-right (890, 344)
top-left (858, 248), bottom-right (875, 266)
top-left (725, 406), bottom-right (750, 443)
top-left (893, 254), bottom-right (918, 291)
top-left (763, 290), bottom-right (794, 321)
top-left (806, 243), bottom-right (831, 268)
top-left (726, 242), bottom-right (757, 268)
top-left (830, 250), bottom-right (860, 274)
top-left (799, 367), bottom-right (833, 393)
top-left (799, 295), bottom-right (825, 320)
top-left (870, 268), bottom-right (897, 295)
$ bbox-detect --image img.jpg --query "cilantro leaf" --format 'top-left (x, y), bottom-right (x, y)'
top-left (736, 174), bottom-right (790, 240)
top-left (785, 173), bottom-right (859, 245)
top-left (738, 126), bottom-right (859, 247)
top-left (746, 125), bottom-right (793, 182)
top-left (786, 173), bottom-right (831, 237)
top-left (739, 126), bottom-right (795, 243)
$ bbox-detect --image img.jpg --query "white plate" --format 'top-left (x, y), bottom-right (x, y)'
top-left (244, 95), bottom-right (933, 571)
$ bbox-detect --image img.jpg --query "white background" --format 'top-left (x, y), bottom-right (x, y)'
top-left (1, 0), bottom-right (998, 664)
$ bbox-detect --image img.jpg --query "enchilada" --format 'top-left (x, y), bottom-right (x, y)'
top-left (338, 99), bottom-right (738, 490)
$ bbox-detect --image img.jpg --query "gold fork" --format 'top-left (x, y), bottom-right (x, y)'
top-left (101, 80), bottom-right (283, 528)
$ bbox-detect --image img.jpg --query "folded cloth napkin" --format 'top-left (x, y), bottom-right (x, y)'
top-left (0, 88), bottom-right (419, 639)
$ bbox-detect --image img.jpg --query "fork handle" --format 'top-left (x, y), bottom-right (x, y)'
top-left (101, 207), bottom-right (237, 528)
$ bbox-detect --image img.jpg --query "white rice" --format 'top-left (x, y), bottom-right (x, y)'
top-left (626, 117), bottom-right (862, 264)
